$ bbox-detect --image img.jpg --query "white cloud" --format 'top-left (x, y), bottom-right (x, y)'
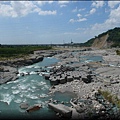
top-left (69, 12), bottom-right (87, 23)
top-left (38, 9), bottom-right (57, 15)
top-left (90, 8), bottom-right (96, 14)
top-left (79, 8), bottom-right (86, 12)
top-left (60, 5), bottom-right (67, 8)
top-left (58, 1), bottom-right (69, 8)
top-left (33, 7), bottom-right (56, 15)
top-left (77, 13), bottom-right (82, 18)
top-left (72, 7), bottom-right (86, 13)
top-left (98, 4), bottom-right (120, 28)
top-left (48, 1), bottom-right (54, 4)
top-left (108, 1), bottom-right (120, 8)
top-left (82, 4), bottom-right (120, 39)
top-left (77, 18), bottom-right (87, 22)
top-left (72, 7), bottom-right (77, 12)
top-left (92, 1), bottom-right (105, 8)
top-left (0, 1), bottom-right (57, 17)
top-left (69, 18), bottom-right (87, 23)
top-left (69, 19), bottom-right (75, 23)
top-left (36, 1), bottom-right (46, 6)
top-left (36, 1), bottom-right (54, 6)
top-left (0, 1), bottom-right (35, 17)
top-left (58, 1), bottom-right (69, 4)
top-left (11, 1), bottom-right (36, 17)
top-left (0, 3), bottom-right (16, 17)
top-left (85, 8), bottom-right (96, 17)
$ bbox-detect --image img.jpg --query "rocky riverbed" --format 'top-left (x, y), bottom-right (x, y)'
top-left (46, 48), bottom-right (120, 119)
top-left (0, 48), bottom-right (120, 119)
top-left (0, 50), bottom-right (63, 85)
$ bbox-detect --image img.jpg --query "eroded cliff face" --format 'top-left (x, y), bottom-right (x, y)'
top-left (92, 34), bottom-right (109, 49)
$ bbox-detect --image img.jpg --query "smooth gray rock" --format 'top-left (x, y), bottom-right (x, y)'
top-left (20, 102), bottom-right (29, 109)
top-left (67, 76), bottom-right (73, 82)
top-left (48, 103), bottom-right (72, 118)
top-left (59, 77), bottom-right (66, 84)
top-left (44, 74), bottom-right (50, 80)
top-left (50, 78), bottom-right (59, 85)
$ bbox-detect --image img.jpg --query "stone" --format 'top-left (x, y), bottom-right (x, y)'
top-left (82, 75), bottom-right (92, 83)
top-left (12, 76), bottom-right (19, 81)
top-left (75, 105), bottom-right (86, 113)
top-left (48, 103), bottom-right (72, 118)
top-left (44, 74), bottom-right (50, 80)
top-left (20, 73), bottom-right (24, 77)
top-left (59, 77), bottom-right (66, 84)
top-left (20, 102), bottom-right (29, 109)
top-left (26, 104), bottom-right (42, 112)
top-left (51, 85), bottom-right (56, 89)
top-left (73, 75), bottom-right (80, 80)
top-left (50, 78), bottom-right (59, 85)
top-left (67, 76), bottom-right (73, 82)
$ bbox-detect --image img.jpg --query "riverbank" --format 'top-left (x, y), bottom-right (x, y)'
top-left (0, 47), bottom-right (120, 119)
top-left (0, 50), bottom-right (63, 85)
top-left (47, 48), bottom-right (120, 119)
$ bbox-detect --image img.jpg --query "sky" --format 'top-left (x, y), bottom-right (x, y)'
top-left (0, 1), bottom-right (120, 44)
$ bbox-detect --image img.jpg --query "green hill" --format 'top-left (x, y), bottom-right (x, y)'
top-left (83, 27), bottom-right (120, 48)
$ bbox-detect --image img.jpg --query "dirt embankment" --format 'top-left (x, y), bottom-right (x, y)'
top-left (92, 34), bottom-right (109, 49)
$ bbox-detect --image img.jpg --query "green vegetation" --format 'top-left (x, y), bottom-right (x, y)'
top-left (0, 45), bottom-right (52, 59)
top-left (82, 38), bottom-right (95, 47)
top-left (116, 50), bottom-right (120, 55)
top-left (98, 89), bottom-right (120, 108)
top-left (83, 27), bottom-right (120, 47)
top-left (108, 27), bottom-right (120, 47)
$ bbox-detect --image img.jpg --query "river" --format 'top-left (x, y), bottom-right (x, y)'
top-left (0, 55), bottom-right (103, 119)
top-left (0, 57), bottom-right (77, 119)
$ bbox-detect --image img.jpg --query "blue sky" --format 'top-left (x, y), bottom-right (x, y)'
top-left (0, 1), bottom-right (120, 44)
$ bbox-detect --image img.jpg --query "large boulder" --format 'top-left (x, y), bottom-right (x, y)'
top-left (48, 103), bottom-right (72, 118)
top-left (50, 78), bottom-right (59, 85)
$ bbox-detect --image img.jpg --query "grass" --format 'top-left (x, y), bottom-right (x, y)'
top-left (0, 45), bottom-right (52, 60)
top-left (98, 89), bottom-right (120, 108)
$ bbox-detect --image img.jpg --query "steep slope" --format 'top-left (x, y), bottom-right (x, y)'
top-left (83, 27), bottom-right (120, 48)
top-left (92, 34), bottom-right (109, 48)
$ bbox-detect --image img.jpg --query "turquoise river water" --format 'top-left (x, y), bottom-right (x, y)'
top-left (0, 56), bottom-right (103, 119)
